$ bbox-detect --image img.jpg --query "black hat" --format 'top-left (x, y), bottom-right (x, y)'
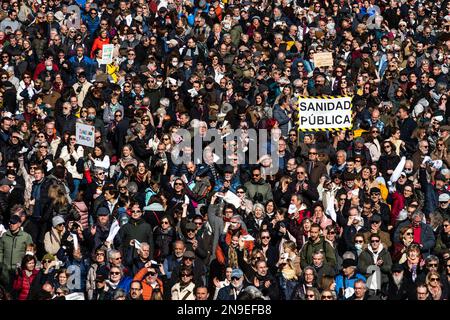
top-left (95, 274), bottom-right (106, 282)
top-left (391, 263), bottom-right (404, 272)
top-left (369, 187), bottom-right (381, 194)
top-left (342, 258), bottom-right (356, 268)
top-left (361, 47), bottom-right (371, 54)
top-left (343, 172), bottom-right (356, 181)
top-left (369, 214), bottom-right (382, 223)
top-left (223, 165), bottom-right (234, 174)
top-left (9, 215), bottom-right (21, 225)
top-left (435, 173), bottom-right (446, 182)
top-left (242, 77), bottom-right (252, 84)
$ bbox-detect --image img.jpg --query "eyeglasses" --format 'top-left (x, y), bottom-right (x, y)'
top-left (43, 259), bottom-right (52, 263)
top-left (181, 273), bottom-right (192, 277)
top-left (430, 277), bottom-right (440, 281)
top-left (96, 252), bottom-right (105, 256)
top-left (97, 172), bottom-right (105, 176)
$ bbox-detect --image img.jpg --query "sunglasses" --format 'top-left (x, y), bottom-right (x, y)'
top-left (231, 276), bottom-right (241, 281)
top-left (174, 182), bottom-right (183, 186)
top-left (430, 277), bottom-right (440, 281)
top-left (321, 295), bottom-right (333, 300)
top-left (428, 263), bottom-right (438, 267)
top-left (355, 240), bottom-right (364, 244)
top-left (405, 232), bottom-right (413, 236)
top-left (306, 294), bottom-right (315, 298)
top-left (148, 271), bottom-right (157, 276)
top-left (181, 273), bottom-right (192, 277)
top-left (131, 210), bottom-right (142, 214)
top-left (110, 272), bottom-right (120, 275)
top-left (371, 239), bottom-right (380, 243)
top-left (161, 221), bottom-right (170, 225)
top-left (261, 236), bottom-right (270, 239)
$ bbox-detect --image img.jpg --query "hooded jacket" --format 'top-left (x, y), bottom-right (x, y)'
top-left (244, 178), bottom-right (273, 204)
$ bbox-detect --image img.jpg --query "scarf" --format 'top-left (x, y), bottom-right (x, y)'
top-left (228, 246), bottom-right (239, 268)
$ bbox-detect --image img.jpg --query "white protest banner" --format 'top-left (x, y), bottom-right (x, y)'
top-left (65, 292), bottom-right (85, 300)
top-left (76, 123), bottom-right (95, 148)
top-left (223, 191), bottom-right (241, 209)
top-left (101, 44), bottom-right (114, 65)
top-left (313, 52), bottom-right (334, 68)
top-left (297, 96), bottom-right (352, 131)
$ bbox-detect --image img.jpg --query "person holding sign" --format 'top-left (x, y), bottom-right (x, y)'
top-left (90, 30), bottom-right (110, 59)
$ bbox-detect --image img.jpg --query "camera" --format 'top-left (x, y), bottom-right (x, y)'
top-left (253, 193), bottom-right (264, 204)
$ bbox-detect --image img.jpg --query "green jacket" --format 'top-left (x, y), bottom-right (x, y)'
top-left (244, 180), bottom-right (274, 204)
top-left (357, 245), bottom-right (392, 285)
top-left (0, 229), bottom-right (33, 285)
top-left (300, 237), bottom-right (336, 269)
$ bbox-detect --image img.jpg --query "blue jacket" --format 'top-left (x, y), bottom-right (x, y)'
top-left (335, 272), bottom-right (366, 300)
top-left (68, 55), bottom-right (95, 81)
top-left (273, 104), bottom-right (292, 137)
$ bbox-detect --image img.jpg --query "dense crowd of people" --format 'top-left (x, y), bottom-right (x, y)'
top-left (0, 0), bottom-right (449, 301)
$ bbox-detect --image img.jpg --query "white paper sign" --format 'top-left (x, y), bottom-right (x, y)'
top-left (101, 44), bottom-right (114, 65)
top-left (223, 191), bottom-right (241, 208)
top-left (76, 123), bottom-right (95, 148)
top-left (65, 292), bottom-right (85, 300)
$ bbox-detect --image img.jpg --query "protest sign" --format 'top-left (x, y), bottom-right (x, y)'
top-left (101, 44), bottom-right (114, 65)
top-left (313, 52), bottom-right (334, 68)
top-left (297, 96), bottom-right (352, 131)
top-left (76, 123), bottom-right (95, 148)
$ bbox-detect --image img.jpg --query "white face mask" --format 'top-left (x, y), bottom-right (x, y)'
top-left (355, 243), bottom-right (362, 250)
top-left (46, 66), bottom-right (52, 71)
top-left (172, 61), bottom-right (178, 67)
top-left (156, 81), bottom-right (163, 86)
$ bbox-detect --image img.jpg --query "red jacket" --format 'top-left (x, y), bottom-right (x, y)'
top-left (91, 37), bottom-right (110, 58)
top-left (388, 191), bottom-right (405, 226)
top-left (13, 269), bottom-right (39, 300)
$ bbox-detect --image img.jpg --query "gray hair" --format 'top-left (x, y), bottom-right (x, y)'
top-left (252, 203), bottom-right (265, 213)
top-left (108, 249), bottom-right (121, 261)
top-left (336, 150), bottom-right (347, 160)
top-left (113, 288), bottom-right (127, 299)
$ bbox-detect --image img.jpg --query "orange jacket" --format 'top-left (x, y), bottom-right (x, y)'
top-left (91, 37), bottom-right (110, 58)
top-left (133, 267), bottom-right (164, 300)
top-left (216, 228), bottom-right (254, 265)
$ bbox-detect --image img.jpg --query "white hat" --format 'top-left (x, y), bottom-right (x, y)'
top-left (439, 193), bottom-right (450, 202)
top-left (52, 215), bottom-right (65, 228)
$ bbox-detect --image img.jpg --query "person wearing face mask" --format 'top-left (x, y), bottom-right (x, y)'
top-left (357, 233), bottom-right (393, 296)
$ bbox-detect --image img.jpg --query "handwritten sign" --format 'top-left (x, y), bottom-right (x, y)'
top-left (76, 123), bottom-right (95, 148)
top-left (313, 52), bottom-right (334, 68)
top-left (101, 44), bottom-right (114, 65)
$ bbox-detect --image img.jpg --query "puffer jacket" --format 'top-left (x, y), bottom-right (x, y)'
top-left (13, 268), bottom-right (39, 300)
